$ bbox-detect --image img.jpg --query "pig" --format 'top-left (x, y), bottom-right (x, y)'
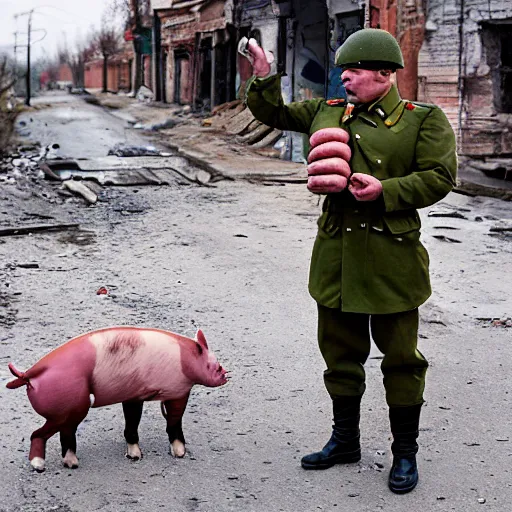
top-left (6, 327), bottom-right (228, 472)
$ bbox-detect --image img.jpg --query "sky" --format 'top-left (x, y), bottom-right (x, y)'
top-left (0, 0), bottom-right (114, 62)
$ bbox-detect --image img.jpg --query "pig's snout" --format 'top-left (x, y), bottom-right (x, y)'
top-left (210, 362), bottom-right (228, 386)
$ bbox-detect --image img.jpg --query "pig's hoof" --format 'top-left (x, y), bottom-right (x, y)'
top-left (126, 443), bottom-right (142, 461)
top-left (30, 457), bottom-right (46, 473)
top-left (63, 449), bottom-right (79, 469)
top-left (171, 440), bottom-right (186, 458)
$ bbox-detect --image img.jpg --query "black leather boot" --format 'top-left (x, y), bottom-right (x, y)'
top-left (301, 395), bottom-right (361, 470)
top-left (388, 404), bottom-right (422, 494)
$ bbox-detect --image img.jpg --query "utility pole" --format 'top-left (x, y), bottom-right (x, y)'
top-left (13, 9), bottom-right (35, 106)
top-left (13, 32), bottom-right (18, 67)
top-left (26, 10), bottom-right (33, 106)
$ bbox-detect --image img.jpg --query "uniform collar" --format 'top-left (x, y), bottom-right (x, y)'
top-left (367, 84), bottom-right (402, 120)
top-left (342, 85), bottom-right (402, 126)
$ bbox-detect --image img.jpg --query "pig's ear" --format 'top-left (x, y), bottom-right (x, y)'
top-left (196, 329), bottom-right (209, 351)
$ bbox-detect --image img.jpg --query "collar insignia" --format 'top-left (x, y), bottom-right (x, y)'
top-left (342, 103), bottom-right (355, 124)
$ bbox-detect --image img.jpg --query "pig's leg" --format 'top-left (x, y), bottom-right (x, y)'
top-left (163, 394), bottom-right (189, 458)
top-left (59, 405), bottom-right (89, 469)
top-left (60, 427), bottom-right (79, 469)
top-left (27, 374), bottom-right (91, 472)
top-left (122, 400), bottom-right (144, 460)
top-left (29, 420), bottom-right (61, 472)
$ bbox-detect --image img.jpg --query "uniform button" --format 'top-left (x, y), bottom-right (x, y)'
top-left (360, 223), bottom-right (366, 228)
top-left (346, 228), bottom-right (352, 232)
top-left (355, 134), bottom-right (361, 139)
top-left (376, 159), bottom-right (382, 164)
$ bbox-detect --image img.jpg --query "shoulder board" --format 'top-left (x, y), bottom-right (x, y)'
top-left (326, 98), bottom-right (346, 107)
top-left (384, 101), bottom-right (406, 127)
top-left (404, 101), bottom-right (435, 110)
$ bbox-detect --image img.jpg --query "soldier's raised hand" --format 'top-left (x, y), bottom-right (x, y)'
top-left (239, 38), bottom-right (273, 78)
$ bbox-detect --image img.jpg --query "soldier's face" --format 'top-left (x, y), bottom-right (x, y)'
top-left (341, 68), bottom-right (393, 104)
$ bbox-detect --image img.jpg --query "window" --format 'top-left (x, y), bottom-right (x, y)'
top-left (481, 22), bottom-right (512, 113)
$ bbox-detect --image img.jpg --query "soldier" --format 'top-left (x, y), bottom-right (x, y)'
top-left (242, 29), bottom-right (457, 494)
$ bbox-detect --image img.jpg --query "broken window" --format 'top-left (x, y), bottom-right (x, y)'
top-left (481, 22), bottom-right (512, 114)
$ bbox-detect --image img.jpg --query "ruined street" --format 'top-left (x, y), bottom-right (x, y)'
top-left (1, 94), bottom-right (511, 512)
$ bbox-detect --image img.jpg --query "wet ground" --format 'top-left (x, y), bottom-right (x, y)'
top-left (0, 93), bottom-right (511, 512)
top-left (19, 92), bottom-right (169, 159)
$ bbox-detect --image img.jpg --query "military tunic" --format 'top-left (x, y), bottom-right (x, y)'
top-left (246, 74), bottom-right (457, 315)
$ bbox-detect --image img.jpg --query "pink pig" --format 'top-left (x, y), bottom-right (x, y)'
top-left (6, 326), bottom-right (228, 472)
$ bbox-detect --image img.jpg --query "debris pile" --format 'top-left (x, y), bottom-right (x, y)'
top-left (1, 143), bottom-right (43, 179)
top-left (107, 143), bottom-right (171, 157)
top-left (202, 100), bottom-right (284, 155)
top-left (0, 143), bottom-right (66, 204)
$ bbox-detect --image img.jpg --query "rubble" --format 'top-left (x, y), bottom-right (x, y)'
top-left (107, 143), bottom-right (171, 157)
top-left (136, 86), bottom-right (154, 103)
top-left (0, 143), bottom-right (66, 206)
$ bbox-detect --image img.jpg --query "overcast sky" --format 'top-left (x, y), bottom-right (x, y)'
top-left (0, 0), bottom-right (114, 62)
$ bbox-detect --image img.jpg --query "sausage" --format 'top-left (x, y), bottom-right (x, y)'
top-left (309, 127), bottom-right (350, 148)
top-left (307, 174), bottom-right (348, 194)
top-left (307, 157), bottom-right (351, 178)
top-left (308, 141), bottom-right (351, 164)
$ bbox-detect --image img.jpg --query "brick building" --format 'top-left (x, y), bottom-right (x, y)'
top-left (418, 0), bottom-right (512, 163)
top-left (152, 0), bottom-right (236, 108)
top-left (326, 0), bottom-right (425, 102)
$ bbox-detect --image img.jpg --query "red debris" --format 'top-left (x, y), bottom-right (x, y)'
top-left (96, 287), bottom-right (108, 295)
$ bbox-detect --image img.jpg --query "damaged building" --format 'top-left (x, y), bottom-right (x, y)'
top-left (418, 0), bottom-right (512, 178)
top-left (152, 0), bottom-right (238, 108)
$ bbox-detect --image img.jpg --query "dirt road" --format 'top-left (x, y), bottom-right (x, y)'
top-left (1, 95), bottom-right (511, 512)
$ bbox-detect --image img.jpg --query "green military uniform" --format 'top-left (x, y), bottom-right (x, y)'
top-left (246, 74), bottom-right (457, 405)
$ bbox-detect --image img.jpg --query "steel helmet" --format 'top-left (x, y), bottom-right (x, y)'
top-left (335, 28), bottom-right (404, 70)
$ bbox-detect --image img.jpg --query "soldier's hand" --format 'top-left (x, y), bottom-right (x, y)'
top-left (348, 173), bottom-right (383, 201)
top-left (246, 39), bottom-right (272, 78)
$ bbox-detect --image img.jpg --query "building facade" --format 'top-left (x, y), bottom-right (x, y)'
top-left (418, 0), bottom-right (512, 162)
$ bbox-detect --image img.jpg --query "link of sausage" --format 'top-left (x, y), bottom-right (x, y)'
top-left (307, 157), bottom-right (351, 177)
top-left (309, 127), bottom-right (350, 148)
top-left (308, 141), bottom-right (351, 164)
top-left (307, 174), bottom-right (348, 194)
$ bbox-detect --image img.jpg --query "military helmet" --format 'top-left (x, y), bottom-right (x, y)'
top-left (335, 28), bottom-right (404, 70)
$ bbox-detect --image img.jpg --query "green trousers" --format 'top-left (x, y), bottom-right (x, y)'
top-left (317, 304), bottom-right (428, 406)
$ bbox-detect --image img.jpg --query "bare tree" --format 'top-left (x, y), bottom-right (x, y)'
top-left (0, 56), bottom-right (16, 98)
top-left (57, 33), bottom-right (96, 89)
top-left (94, 26), bottom-right (122, 93)
top-left (0, 55), bottom-right (18, 153)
